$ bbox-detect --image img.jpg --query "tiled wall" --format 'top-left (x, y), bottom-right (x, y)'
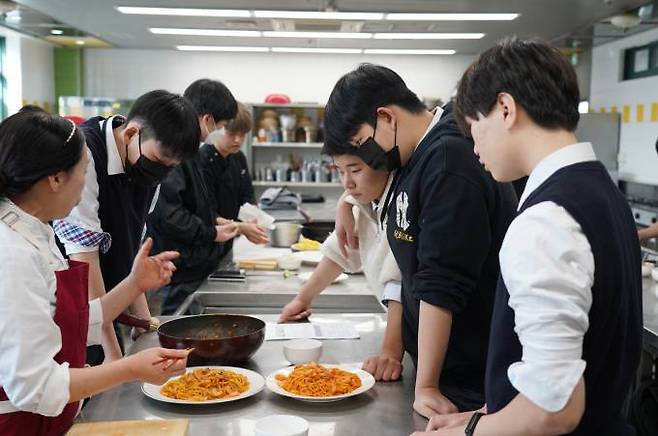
top-left (591, 27), bottom-right (658, 185)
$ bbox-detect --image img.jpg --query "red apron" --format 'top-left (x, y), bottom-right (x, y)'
top-left (0, 260), bottom-right (89, 436)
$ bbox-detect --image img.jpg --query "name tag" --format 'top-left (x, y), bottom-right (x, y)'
top-left (394, 229), bottom-right (415, 243)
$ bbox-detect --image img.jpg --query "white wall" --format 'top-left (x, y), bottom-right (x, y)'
top-left (19, 36), bottom-right (54, 110)
top-left (0, 26), bottom-right (54, 115)
top-left (83, 48), bottom-right (475, 105)
top-left (590, 27), bottom-right (658, 185)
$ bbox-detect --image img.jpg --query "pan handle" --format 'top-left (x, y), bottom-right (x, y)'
top-left (116, 313), bottom-right (160, 331)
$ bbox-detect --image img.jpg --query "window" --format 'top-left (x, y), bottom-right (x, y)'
top-left (624, 41), bottom-right (658, 80)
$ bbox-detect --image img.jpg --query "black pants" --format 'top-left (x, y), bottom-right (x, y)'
top-left (160, 278), bottom-right (205, 315)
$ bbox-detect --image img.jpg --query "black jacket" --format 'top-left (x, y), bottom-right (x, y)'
top-left (146, 151), bottom-right (222, 284)
top-left (199, 145), bottom-right (255, 257)
top-left (386, 103), bottom-right (518, 409)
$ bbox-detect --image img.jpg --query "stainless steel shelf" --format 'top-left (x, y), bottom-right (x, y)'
top-left (252, 142), bottom-right (323, 149)
top-left (252, 181), bottom-right (341, 188)
top-left (250, 102), bottom-right (324, 109)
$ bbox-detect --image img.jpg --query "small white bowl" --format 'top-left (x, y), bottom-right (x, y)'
top-left (651, 267), bottom-right (658, 282)
top-left (278, 254), bottom-right (302, 270)
top-left (643, 262), bottom-right (654, 277)
top-left (254, 415), bottom-right (309, 436)
top-left (283, 339), bottom-right (322, 365)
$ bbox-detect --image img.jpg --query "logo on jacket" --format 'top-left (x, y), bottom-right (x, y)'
top-left (396, 191), bottom-right (410, 231)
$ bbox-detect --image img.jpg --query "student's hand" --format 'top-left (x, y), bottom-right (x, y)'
top-left (128, 238), bottom-right (179, 292)
top-left (126, 347), bottom-right (190, 385)
top-left (335, 194), bottom-right (358, 257)
top-left (278, 296), bottom-right (312, 322)
top-left (362, 351), bottom-right (403, 381)
top-left (424, 410), bottom-right (475, 431)
top-left (216, 217), bottom-right (231, 225)
top-left (414, 386), bottom-right (458, 418)
top-left (215, 222), bottom-right (239, 242)
top-left (240, 222), bottom-right (270, 245)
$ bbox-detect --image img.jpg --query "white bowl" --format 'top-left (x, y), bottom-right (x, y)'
top-left (254, 415), bottom-right (309, 436)
top-left (642, 262), bottom-right (654, 277)
top-left (278, 254), bottom-right (302, 270)
top-left (651, 267), bottom-right (658, 282)
top-left (283, 339), bottom-right (323, 365)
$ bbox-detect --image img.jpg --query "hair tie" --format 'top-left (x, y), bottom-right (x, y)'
top-left (64, 119), bottom-right (76, 145)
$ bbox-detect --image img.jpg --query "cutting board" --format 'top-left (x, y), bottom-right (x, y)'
top-left (67, 419), bottom-right (189, 436)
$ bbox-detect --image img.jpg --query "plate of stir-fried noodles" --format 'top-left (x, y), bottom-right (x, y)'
top-left (142, 366), bottom-right (265, 404)
top-left (266, 362), bottom-right (375, 402)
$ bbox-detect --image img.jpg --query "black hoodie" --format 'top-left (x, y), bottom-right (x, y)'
top-left (385, 103), bottom-right (517, 410)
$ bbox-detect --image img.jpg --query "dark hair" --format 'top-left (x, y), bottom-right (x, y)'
top-left (0, 111), bottom-right (85, 197)
top-left (126, 89), bottom-right (200, 161)
top-left (455, 37), bottom-right (580, 133)
top-left (18, 104), bottom-right (45, 113)
top-left (184, 79), bottom-right (238, 122)
top-left (323, 63), bottom-right (426, 156)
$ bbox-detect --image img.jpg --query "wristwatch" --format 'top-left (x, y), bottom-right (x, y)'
top-left (465, 412), bottom-right (485, 436)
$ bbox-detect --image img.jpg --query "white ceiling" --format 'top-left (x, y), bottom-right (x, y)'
top-left (14, 0), bottom-right (652, 53)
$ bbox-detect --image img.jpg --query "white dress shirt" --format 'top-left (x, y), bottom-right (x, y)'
top-left (0, 199), bottom-right (103, 416)
top-left (322, 173), bottom-right (402, 305)
top-left (500, 142), bottom-right (597, 412)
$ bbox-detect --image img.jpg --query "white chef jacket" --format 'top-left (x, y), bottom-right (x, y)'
top-left (321, 172), bottom-right (402, 305)
top-left (0, 199), bottom-right (103, 416)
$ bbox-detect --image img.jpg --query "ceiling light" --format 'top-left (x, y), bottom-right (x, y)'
top-left (254, 10), bottom-right (384, 20)
top-left (610, 14), bottom-right (642, 30)
top-left (364, 49), bottom-right (456, 55)
top-left (271, 47), bottom-right (362, 54)
top-left (262, 31), bottom-right (372, 39)
top-left (149, 28), bottom-right (261, 37)
top-left (385, 13), bottom-right (519, 21)
top-left (50, 29), bottom-right (64, 35)
top-left (75, 40), bottom-right (85, 45)
top-left (373, 32), bottom-right (484, 40)
top-left (117, 6), bottom-right (250, 18)
top-left (176, 45), bottom-right (269, 52)
top-left (4, 10), bottom-right (21, 23)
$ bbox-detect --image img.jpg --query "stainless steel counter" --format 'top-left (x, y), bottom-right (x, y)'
top-left (642, 277), bottom-right (658, 353)
top-left (77, 313), bottom-right (427, 435)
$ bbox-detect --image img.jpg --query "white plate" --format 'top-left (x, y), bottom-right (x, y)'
top-left (142, 366), bottom-right (265, 405)
top-left (298, 272), bottom-right (348, 283)
top-left (266, 364), bottom-right (375, 403)
top-left (293, 250), bottom-right (324, 266)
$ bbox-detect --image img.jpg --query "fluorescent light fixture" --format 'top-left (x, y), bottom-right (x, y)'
top-left (117, 6), bottom-right (250, 17)
top-left (50, 29), bottom-right (64, 35)
top-left (262, 31), bottom-right (372, 39)
top-left (373, 32), bottom-right (484, 40)
top-left (385, 13), bottom-right (519, 21)
top-left (271, 47), bottom-right (362, 54)
top-left (254, 10), bottom-right (384, 20)
top-left (364, 49), bottom-right (456, 55)
top-left (149, 28), bottom-right (261, 37)
top-left (177, 45), bottom-right (269, 52)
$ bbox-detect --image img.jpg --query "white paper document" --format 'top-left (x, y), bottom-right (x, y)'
top-left (265, 322), bottom-right (360, 340)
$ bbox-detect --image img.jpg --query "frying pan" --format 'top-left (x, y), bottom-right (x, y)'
top-left (118, 313), bottom-right (265, 365)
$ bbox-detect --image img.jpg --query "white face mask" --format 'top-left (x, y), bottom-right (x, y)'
top-left (206, 126), bottom-right (226, 145)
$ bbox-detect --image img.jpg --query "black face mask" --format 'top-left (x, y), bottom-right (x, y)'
top-left (124, 131), bottom-right (172, 187)
top-left (352, 116), bottom-right (401, 171)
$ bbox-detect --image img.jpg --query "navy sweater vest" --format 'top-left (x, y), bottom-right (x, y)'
top-left (82, 117), bottom-right (156, 290)
top-left (486, 161), bottom-right (642, 435)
